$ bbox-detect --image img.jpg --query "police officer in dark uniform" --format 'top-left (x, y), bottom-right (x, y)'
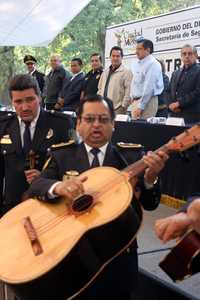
top-left (27, 95), bottom-right (168, 300)
top-left (24, 55), bottom-right (45, 95)
top-left (81, 53), bottom-right (103, 99)
top-left (0, 74), bottom-right (73, 215)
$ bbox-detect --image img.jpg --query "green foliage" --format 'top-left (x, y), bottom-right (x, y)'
top-left (0, 47), bottom-right (14, 104)
top-left (0, 0), bottom-right (200, 104)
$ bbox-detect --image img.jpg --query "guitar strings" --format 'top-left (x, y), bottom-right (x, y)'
top-left (35, 172), bottom-right (131, 236)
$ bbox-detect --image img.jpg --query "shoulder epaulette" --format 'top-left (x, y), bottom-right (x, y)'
top-left (117, 142), bottom-right (143, 149)
top-left (51, 139), bottom-right (75, 150)
top-left (0, 112), bottom-right (15, 121)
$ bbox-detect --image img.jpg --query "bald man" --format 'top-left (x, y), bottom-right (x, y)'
top-left (44, 54), bottom-right (70, 110)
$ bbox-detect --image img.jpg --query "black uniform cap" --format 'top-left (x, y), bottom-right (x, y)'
top-left (24, 55), bottom-right (37, 64)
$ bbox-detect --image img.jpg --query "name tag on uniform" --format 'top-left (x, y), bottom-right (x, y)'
top-left (63, 170), bottom-right (79, 180)
top-left (0, 135), bottom-right (12, 144)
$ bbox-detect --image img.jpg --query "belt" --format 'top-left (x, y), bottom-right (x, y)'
top-left (158, 104), bottom-right (167, 110)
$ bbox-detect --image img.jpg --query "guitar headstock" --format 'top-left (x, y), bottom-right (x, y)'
top-left (166, 124), bottom-right (200, 152)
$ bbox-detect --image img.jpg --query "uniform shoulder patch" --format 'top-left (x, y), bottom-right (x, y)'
top-left (51, 139), bottom-right (75, 150)
top-left (117, 142), bottom-right (143, 149)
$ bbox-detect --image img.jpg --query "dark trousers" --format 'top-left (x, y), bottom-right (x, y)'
top-left (75, 248), bottom-right (138, 300)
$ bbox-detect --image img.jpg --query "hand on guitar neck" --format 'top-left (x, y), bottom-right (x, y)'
top-left (143, 151), bottom-right (168, 185)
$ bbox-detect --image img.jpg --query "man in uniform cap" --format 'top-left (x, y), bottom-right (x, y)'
top-left (24, 55), bottom-right (45, 96)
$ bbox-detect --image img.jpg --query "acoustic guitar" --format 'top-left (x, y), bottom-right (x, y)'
top-left (0, 125), bottom-right (200, 300)
top-left (160, 229), bottom-right (200, 282)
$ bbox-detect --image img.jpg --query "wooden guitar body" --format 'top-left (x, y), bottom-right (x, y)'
top-left (1, 124), bottom-right (200, 299)
top-left (159, 230), bottom-right (200, 282)
top-left (0, 167), bottom-right (141, 300)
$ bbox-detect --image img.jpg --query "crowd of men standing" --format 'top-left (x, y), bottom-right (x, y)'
top-left (24, 38), bottom-right (200, 123)
top-left (23, 38), bottom-right (200, 125)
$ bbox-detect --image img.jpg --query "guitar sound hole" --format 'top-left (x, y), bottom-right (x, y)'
top-left (72, 194), bottom-right (94, 213)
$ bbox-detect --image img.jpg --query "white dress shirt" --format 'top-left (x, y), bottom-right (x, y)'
top-left (130, 54), bottom-right (163, 110)
top-left (84, 142), bottom-right (108, 166)
top-left (17, 107), bottom-right (40, 147)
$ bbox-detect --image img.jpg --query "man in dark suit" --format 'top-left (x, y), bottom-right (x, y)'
top-left (24, 55), bottom-right (45, 95)
top-left (27, 95), bottom-right (168, 300)
top-left (0, 74), bottom-right (73, 215)
top-left (44, 55), bottom-right (71, 110)
top-left (167, 44), bottom-right (200, 124)
top-left (55, 58), bottom-right (85, 111)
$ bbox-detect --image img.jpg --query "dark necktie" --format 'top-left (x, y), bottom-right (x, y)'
top-left (90, 148), bottom-right (100, 168)
top-left (23, 121), bottom-right (32, 155)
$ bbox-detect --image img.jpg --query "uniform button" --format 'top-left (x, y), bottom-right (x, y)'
top-left (3, 150), bottom-right (6, 155)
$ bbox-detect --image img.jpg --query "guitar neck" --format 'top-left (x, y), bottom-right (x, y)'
top-left (123, 124), bottom-right (200, 180)
top-left (124, 144), bottom-right (169, 180)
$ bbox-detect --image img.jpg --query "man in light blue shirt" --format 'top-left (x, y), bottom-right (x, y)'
top-left (130, 39), bottom-right (164, 119)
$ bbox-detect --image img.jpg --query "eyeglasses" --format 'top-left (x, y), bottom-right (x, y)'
top-left (81, 115), bottom-right (112, 124)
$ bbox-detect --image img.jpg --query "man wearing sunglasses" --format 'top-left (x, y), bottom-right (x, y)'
top-left (27, 94), bottom-right (168, 300)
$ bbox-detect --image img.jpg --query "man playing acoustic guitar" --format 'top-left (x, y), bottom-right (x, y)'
top-left (26, 95), bottom-right (168, 300)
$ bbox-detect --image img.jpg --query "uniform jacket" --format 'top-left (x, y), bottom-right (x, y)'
top-left (82, 68), bottom-right (103, 96)
top-left (32, 69), bottom-right (45, 94)
top-left (0, 110), bottom-right (73, 214)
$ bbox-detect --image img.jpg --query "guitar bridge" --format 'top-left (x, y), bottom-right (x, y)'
top-left (23, 216), bottom-right (43, 256)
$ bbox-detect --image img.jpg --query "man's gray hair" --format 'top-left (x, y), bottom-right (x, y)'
top-left (181, 44), bottom-right (198, 56)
